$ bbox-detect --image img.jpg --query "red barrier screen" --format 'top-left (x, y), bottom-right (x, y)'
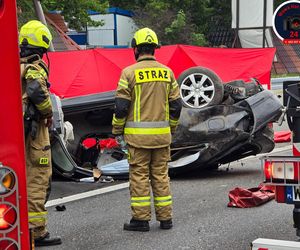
top-left (47, 45), bottom-right (276, 98)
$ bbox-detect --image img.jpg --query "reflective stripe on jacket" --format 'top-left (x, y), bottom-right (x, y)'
top-left (112, 55), bottom-right (181, 148)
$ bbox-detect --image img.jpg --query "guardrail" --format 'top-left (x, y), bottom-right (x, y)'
top-left (271, 77), bottom-right (300, 90)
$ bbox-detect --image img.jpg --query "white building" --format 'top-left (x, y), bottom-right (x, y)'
top-left (87, 7), bottom-right (137, 48)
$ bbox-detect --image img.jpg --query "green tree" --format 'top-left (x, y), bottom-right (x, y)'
top-left (110, 0), bottom-right (209, 46)
top-left (17, 0), bottom-right (36, 27)
top-left (170, 0), bottom-right (212, 34)
top-left (42, 0), bottom-right (108, 31)
top-left (17, 0), bottom-right (108, 30)
top-left (164, 9), bottom-right (207, 46)
top-left (274, 0), bottom-right (286, 8)
top-left (207, 0), bottom-right (231, 29)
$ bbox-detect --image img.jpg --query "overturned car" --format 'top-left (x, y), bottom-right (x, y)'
top-left (49, 65), bottom-right (283, 179)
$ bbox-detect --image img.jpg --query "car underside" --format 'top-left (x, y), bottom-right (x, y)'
top-left (49, 67), bottom-right (283, 179)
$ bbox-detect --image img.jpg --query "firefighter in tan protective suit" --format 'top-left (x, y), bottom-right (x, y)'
top-left (112, 27), bottom-right (182, 231)
top-left (19, 20), bottom-right (61, 246)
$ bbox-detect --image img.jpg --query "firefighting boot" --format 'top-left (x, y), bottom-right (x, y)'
top-left (34, 232), bottom-right (62, 247)
top-left (160, 219), bottom-right (173, 230)
top-left (123, 218), bottom-right (150, 232)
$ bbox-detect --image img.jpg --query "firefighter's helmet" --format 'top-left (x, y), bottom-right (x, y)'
top-left (131, 27), bottom-right (159, 48)
top-left (19, 20), bottom-right (52, 50)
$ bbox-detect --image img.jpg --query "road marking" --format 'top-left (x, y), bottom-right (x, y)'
top-left (46, 145), bottom-right (291, 207)
top-left (46, 182), bottom-right (129, 208)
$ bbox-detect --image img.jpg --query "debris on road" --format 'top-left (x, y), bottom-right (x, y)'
top-left (55, 205), bottom-right (66, 212)
top-left (227, 184), bottom-right (275, 208)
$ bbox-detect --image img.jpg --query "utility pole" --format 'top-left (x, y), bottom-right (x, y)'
top-left (33, 0), bottom-right (55, 51)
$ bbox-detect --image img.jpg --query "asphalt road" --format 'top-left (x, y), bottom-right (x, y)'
top-left (42, 143), bottom-right (299, 250)
top-left (42, 89), bottom-right (293, 250)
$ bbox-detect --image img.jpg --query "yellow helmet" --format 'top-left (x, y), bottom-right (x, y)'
top-left (19, 20), bottom-right (52, 50)
top-left (131, 27), bottom-right (159, 48)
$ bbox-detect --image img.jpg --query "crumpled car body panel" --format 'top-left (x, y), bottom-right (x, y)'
top-left (168, 89), bottom-right (282, 174)
top-left (50, 85), bottom-right (283, 178)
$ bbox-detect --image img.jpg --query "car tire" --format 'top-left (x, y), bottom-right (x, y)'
top-left (177, 67), bottom-right (224, 109)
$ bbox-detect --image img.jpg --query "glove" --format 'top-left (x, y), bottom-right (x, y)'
top-left (115, 135), bottom-right (127, 153)
top-left (115, 135), bottom-right (126, 148)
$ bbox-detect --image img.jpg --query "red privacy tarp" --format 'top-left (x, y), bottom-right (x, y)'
top-left (47, 45), bottom-right (276, 99)
top-left (274, 131), bottom-right (291, 143)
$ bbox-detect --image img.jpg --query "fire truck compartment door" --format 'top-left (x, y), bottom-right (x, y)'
top-left (252, 238), bottom-right (300, 249)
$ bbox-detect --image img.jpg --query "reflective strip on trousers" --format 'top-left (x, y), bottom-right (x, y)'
top-left (131, 196), bottom-right (151, 207)
top-left (28, 211), bottom-right (47, 223)
top-left (154, 195), bottom-right (172, 207)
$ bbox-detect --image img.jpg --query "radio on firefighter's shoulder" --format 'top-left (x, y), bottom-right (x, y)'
top-left (23, 101), bottom-right (40, 139)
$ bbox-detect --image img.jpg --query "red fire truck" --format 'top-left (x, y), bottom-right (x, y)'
top-left (259, 81), bottom-right (300, 249)
top-left (0, 0), bottom-right (31, 249)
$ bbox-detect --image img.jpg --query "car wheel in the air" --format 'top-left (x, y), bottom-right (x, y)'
top-left (177, 67), bottom-right (224, 109)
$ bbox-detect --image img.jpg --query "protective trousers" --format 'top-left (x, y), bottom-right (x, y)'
top-left (25, 121), bottom-right (52, 239)
top-left (128, 146), bottom-right (172, 221)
